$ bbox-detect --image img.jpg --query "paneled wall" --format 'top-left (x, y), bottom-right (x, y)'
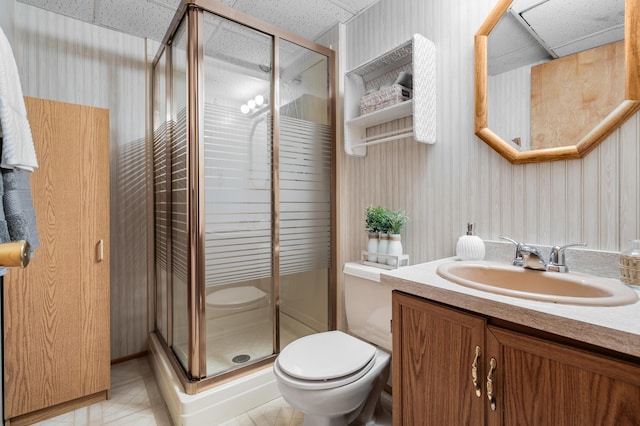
top-left (340, 0), bottom-right (640, 274)
top-left (0, 0), bottom-right (15, 46)
top-left (14, 4), bottom-right (149, 360)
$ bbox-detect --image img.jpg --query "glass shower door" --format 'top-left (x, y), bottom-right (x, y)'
top-left (201, 12), bottom-right (274, 376)
top-left (278, 40), bottom-right (332, 347)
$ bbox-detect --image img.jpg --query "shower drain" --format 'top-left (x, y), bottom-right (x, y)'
top-left (232, 354), bottom-right (251, 364)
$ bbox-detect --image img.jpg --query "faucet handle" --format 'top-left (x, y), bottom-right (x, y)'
top-left (499, 236), bottom-right (524, 266)
top-left (548, 242), bottom-right (586, 272)
top-left (499, 236), bottom-right (519, 246)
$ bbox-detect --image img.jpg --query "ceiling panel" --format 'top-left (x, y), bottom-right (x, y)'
top-left (96, 0), bottom-right (179, 41)
top-left (19, 0), bottom-right (95, 23)
top-left (18, 0), bottom-right (380, 43)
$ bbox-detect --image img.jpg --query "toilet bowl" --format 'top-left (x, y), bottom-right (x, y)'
top-left (273, 263), bottom-right (392, 426)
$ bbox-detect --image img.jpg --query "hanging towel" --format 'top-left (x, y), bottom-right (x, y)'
top-left (0, 27), bottom-right (38, 172)
top-left (0, 27), bottom-right (40, 275)
top-left (1, 167), bottom-right (39, 249)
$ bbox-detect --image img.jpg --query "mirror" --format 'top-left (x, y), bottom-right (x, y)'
top-left (474, 0), bottom-right (640, 163)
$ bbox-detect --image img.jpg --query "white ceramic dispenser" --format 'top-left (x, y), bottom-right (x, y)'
top-left (456, 222), bottom-right (485, 260)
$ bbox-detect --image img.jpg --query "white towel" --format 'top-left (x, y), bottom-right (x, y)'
top-left (0, 27), bottom-right (38, 172)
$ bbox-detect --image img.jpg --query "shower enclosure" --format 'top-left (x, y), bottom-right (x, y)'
top-left (151, 0), bottom-right (336, 393)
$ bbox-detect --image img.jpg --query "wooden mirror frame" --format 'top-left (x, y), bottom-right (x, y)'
top-left (474, 0), bottom-right (640, 164)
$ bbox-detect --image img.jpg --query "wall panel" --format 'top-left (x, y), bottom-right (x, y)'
top-left (14, 3), bottom-right (148, 360)
top-left (340, 0), bottom-right (640, 274)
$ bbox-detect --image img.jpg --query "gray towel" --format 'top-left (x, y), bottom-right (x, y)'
top-left (1, 167), bottom-right (39, 250)
top-left (0, 171), bottom-right (9, 243)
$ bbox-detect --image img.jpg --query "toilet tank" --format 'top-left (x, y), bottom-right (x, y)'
top-left (343, 262), bottom-right (392, 352)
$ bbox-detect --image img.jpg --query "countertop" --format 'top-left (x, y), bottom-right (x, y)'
top-left (380, 258), bottom-right (640, 359)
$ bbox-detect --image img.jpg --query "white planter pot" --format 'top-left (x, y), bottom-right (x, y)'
top-left (387, 234), bottom-right (403, 266)
top-left (367, 232), bottom-right (379, 262)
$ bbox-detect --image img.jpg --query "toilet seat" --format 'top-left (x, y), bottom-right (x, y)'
top-left (205, 286), bottom-right (267, 308)
top-left (275, 331), bottom-right (378, 390)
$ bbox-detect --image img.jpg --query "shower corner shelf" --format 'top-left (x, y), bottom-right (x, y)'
top-left (344, 33), bottom-right (437, 157)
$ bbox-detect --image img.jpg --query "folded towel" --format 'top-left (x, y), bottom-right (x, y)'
top-left (0, 27), bottom-right (38, 172)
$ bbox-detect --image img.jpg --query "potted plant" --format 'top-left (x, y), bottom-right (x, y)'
top-left (386, 209), bottom-right (409, 266)
top-left (387, 209), bottom-right (408, 235)
top-left (365, 206), bottom-right (386, 262)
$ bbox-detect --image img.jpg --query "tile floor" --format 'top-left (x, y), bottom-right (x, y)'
top-left (34, 356), bottom-right (303, 426)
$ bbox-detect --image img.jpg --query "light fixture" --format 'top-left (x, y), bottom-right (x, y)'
top-left (241, 94), bottom-right (268, 114)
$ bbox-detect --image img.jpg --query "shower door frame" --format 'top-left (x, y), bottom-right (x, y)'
top-left (151, 0), bottom-right (337, 394)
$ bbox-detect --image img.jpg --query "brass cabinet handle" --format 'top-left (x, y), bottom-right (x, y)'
top-left (97, 239), bottom-right (104, 262)
top-left (487, 357), bottom-right (497, 411)
top-left (471, 345), bottom-right (482, 397)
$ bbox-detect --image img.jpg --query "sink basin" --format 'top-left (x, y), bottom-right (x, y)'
top-left (436, 261), bottom-right (639, 306)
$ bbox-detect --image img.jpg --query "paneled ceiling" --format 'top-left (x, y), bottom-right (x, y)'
top-left (17, 0), bottom-right (380, 43)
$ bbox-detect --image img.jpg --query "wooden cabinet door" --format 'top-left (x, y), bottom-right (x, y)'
top-left (392, 291), bottom-right (486, 426)
top-left (486, 326), bottom-right (640, 426)
top-left (3, 97), bottom-right (110, 420)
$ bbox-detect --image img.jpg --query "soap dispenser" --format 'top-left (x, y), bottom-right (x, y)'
top-left (456, 222), bottom-right (485, 260)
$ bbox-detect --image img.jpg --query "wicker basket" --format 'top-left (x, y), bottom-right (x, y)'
top-left (360, 84), bottom-right (412, 115)
top-left (620, 254), bottom-right (640, 285)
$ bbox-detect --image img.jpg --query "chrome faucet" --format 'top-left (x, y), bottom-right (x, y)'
top-left (518, 244), bottom-right (547, 271)
top-left (500, 237), bottom-right (546, 270)
top-left (500, 237), bottom-right (586, 273)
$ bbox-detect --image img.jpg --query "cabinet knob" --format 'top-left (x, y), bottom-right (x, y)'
top-left (471, 346), bottom-right (482, 397)
top-left (487, 357), bottom-right (497, 411)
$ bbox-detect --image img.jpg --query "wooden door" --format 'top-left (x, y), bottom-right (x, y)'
top-left (486, 326), bottom-right (640, 426)
top-left (3, 97), bottom-right (110, 422)
top-left (392, 291), bottom-right (486, 426)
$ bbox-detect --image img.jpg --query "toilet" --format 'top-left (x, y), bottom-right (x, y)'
top-left (273, 262), bottom-right (392, 426)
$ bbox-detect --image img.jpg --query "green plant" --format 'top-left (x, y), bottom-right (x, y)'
top-left (387, 209), bottom-right (409, 234)
top-left (365, 205), bottom-right (387, 232)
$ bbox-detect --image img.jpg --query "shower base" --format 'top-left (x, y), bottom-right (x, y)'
top-left (172, 307), bottom-right (306, 376)
top-left (149, 314), bottom-right (315, 425)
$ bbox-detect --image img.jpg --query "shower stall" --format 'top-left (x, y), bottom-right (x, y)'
top-left (150, 0), bottom-right (336, 394)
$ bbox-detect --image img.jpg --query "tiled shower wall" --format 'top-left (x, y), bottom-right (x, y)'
top-left (13, 3), bottom-right (149, 360)
top-left (339, 0), bottom-right (640, 271)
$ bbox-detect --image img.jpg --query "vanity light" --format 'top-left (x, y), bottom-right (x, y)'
top-left (255, 95), bottom-right (264, 106)
top-left (247, 99), bottom-right (256, 109)
top-left (240, 104), bottom-right (250, 114)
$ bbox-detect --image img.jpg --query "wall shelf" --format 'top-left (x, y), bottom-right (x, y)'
top-left (344, 34), bottom-right (436, 156)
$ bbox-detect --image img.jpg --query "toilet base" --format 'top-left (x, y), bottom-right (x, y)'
top-left (299, 389), bottom-right (392, 426)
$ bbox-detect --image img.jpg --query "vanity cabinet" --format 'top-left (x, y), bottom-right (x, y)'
top-left (344, 34), bottom-right (436, 156)
top-left (392, 291), bottom-right (640, 425)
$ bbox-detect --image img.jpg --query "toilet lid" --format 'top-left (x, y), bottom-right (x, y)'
top-left (206, 286), bottom-right (267, 308)
top-left (277, 331), bottom-right (377, 381)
